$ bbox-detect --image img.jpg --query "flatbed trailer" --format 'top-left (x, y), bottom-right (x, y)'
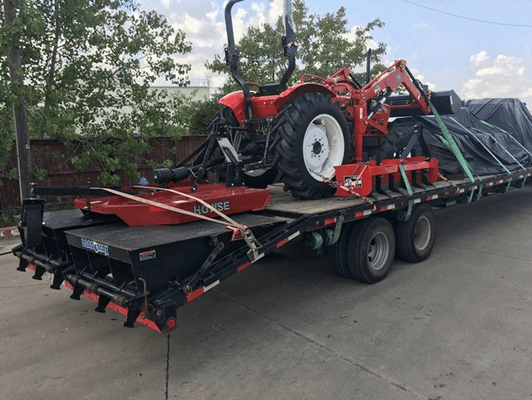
top-left (12, 168), bottom-right (531, 333)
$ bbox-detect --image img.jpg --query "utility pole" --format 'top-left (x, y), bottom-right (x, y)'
top-left (3, 0), bottom-right (33, 204)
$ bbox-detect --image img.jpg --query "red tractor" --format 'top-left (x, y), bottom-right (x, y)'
top-left (155, 0), bottom-right (458, 199)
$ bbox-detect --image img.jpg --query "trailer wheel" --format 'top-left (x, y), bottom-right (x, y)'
top-left (274, 93), bottom-right (351, 199)
top-left (209, 107), bottom-right (277, 188)
top-left (395, 204), bottom-right (436, 262)
top-left (347, 217), bottom-right (395, 283)
top-left (326, 223), bottom-right (356, 278)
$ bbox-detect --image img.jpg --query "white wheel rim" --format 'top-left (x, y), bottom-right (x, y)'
top-left (302, 114), bottom-right (345, 181)
top-left (367, 232), bottom-right (390, 271)
top-left (414, 216), bottom-right (431, 251)
top-left (245, 168), bottom-right (268, 177)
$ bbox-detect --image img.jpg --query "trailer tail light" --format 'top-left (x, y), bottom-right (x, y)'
top-left (166, 318), bottom-right (177, 331)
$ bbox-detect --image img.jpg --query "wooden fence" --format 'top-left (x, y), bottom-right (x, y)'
top-left (1, 135), bottom-right (207, 212)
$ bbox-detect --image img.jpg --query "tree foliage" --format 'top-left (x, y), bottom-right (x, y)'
top-left (182, 98), bottom-right (223, 136)
top-left (206, 0), bottom-right (387, 93)
top-left (1, 0), bottom-right (193, 185)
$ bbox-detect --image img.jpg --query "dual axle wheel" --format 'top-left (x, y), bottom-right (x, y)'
top-left (326, 204), bottom-right (436, 283)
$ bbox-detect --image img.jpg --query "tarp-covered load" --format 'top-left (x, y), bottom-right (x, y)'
top-left (385, 98), bottom-right (532, 177)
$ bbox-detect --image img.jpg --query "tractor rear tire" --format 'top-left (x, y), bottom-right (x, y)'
top-left (274, 93), bottom-right (351, 199)
top-left (209, 107), bottom-right (277, 188)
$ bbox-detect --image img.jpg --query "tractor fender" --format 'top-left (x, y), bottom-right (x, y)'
top-left (275, 83), bottom-right (337, 110)
top-left (218, 91), bottom-right (247, 125)
top-left (218, 83), bottom-right (337, 125)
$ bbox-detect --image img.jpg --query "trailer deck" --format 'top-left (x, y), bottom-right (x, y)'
top-left (12, 166), bottom-right (532, 333)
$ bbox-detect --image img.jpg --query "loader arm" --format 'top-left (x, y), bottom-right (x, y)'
top-left (349, 59), bottom-right (433, 163)
top-left (362, 59), bottom-right (431, 118)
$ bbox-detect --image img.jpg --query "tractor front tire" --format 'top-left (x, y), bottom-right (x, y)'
top-left (274, 93), bottom-right (351, 199)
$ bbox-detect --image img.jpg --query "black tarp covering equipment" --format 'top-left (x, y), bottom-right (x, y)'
top-left (385, 98), bottom-right (532, 177)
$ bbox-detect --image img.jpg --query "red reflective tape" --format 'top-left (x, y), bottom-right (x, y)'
top-left (323, 218), bottom-right (336, 226)
top-left (355, 211), bottom-right (364, 218)
top-left (238, 261), bottom-right (252, 272)
top-left (276, 238), bottom-right (290, 248)
top-left (186, 287), bottom-right (205, 302)
top-left (140, 319), bottom-right (161, 332)
top-left (0, 227), bottom-right (20, 239)
top-left (63, 281), bottom-right (161, 332)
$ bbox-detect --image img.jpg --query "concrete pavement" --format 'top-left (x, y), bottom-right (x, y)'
top-left (1, 186), bottom-right (532, 400)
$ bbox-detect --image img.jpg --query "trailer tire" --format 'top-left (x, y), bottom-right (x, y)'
top-left (326, 223), bottom-right (356, 278)
top-left (209, 107), bottom-right (277, 188)
top-left (395, 204), bottom-right (436, 263)
top-left (274, 93), bottom-right (351, 199)
top-left (347, 217), bottom-right (395, 283)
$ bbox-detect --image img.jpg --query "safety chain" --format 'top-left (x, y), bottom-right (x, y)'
top-left (322, 164), bottom-right (377, 211)
top-left (438, 173), bottom-right (459, 193)
top-left (334, 188), bottom-right (377, 211)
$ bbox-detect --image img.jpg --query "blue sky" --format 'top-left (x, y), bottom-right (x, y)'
top-left (144, 0), bottom-right (532, 109)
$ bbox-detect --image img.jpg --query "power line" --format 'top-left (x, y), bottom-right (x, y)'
top-left (400, 0), bottom-right (532, 28)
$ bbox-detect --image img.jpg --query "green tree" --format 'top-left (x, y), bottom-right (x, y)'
top-left (181, 98), bottom-right (223, 136)
top-left (0, 0), bottom-right (192, 185)
top-left (206, 0), bottom-right (387, 93)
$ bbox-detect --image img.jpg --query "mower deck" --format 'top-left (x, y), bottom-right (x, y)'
top-left (72, 183), bottom-right (272, 226)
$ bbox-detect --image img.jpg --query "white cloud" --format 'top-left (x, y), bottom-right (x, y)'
top-left (182, 13), bottom-right (204, 35)
top-left (251, 2), bottom-right (267, 26)
top-left (462, 78), bottom-right (482, 91)
top-left (205, 2), bottom-right (219, 22)
top-left (147, 1), bottom-right (274, 90)
top-left (475, 66), bottom-right (506, 77)
top-left (158, 0), bottom-right (291, 91)
top-left (407, 67), bottom-right (437, 92)
top-left (412, 22), bottom-right (429, 29)
top-left (268, 0), bottom-right (283, 23)
top-left (461, 51), bottom-right (532, 109)
top-left (469, 50), bottom-right (488, 67)
top-left (343, 24), bottom-right (382, 63)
